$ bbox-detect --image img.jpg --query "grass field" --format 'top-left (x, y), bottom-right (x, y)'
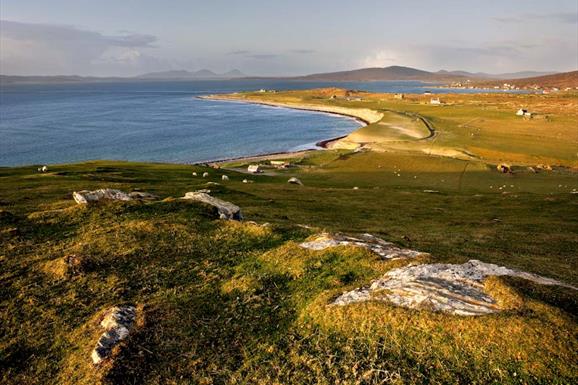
top-left (1, 89), bottom-right (577, 384)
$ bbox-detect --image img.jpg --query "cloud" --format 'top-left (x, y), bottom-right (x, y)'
top-left (247, 54), bottom-right (279, 60)
top-left (290, 49), bottom-right (316, 54)
top-left (227, 50), bottom-right (251, 55)
top-left (359, 49), bottom-right (400, 68)
top-left (494, 12), bottom-right (578, 24)
top-left (0, 20), bottom-right (161, 76)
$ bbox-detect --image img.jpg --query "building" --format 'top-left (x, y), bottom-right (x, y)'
top-left (247, 164), bottom-right (261, 173)
top-left (394, 93), bottom-right (404, 99)
top-left (430, 98), bottom-right (442, 105)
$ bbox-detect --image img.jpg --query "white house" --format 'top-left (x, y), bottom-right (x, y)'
top-left (430, 98), bottom-right (442, 105)
top-left (247, 164), bottom-right (261, 173)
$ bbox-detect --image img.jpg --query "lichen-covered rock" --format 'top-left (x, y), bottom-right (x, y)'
top-left (91, 306), bottom-right (136, 365)
top-left (332, 260), bottom-right (576, 315)
top-left (73, 189), bottom-right (158, 204)
top-left (300, 233), bottom-right (427, 260)
top-left (182, 192), bottom-right (243, 220)
top-left (73, 189), bottom-right (131, 204)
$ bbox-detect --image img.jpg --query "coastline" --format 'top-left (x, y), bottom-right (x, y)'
top-left (197, 94), bottom-right (381, 165)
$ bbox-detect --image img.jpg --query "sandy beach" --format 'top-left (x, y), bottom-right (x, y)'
top-left (199, 94), bottom-right (382, 165)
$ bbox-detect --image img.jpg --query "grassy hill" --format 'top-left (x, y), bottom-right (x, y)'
top-left (1, 89), bottom-right (577, 385)
top-left (476, 70), bottom-right (578, 89)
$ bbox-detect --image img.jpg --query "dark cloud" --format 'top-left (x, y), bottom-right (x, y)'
top-left (494, 12), bottom-right (578, 24)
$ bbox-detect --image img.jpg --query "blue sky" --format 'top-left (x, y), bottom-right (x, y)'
top-left (1, 0), bottom-right (577, 76)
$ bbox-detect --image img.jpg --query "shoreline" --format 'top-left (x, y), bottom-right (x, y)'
top-left (197, 94), bottom-right (382, 165)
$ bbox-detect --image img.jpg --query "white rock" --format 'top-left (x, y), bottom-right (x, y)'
top-left (73, 189), bottom-right (158, 204)
top-left (73, 189), bottom-right (132, 204)
top-left (288, 177), bottom-right (303, 185)
top-left (300, 233), bottom-right (427, 260)
top-left (332, 260), bottom-right (576, 315)
top-left (91, 306), bottom-right (136, 365)
top-left (181, 192), bottom-right (243, 220)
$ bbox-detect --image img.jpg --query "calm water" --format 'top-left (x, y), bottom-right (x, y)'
top-left (0, 79), bottom-right (521, 166)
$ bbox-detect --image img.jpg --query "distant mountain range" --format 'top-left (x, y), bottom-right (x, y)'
top-left (2, 66), bottom-right (576, 87)
top-left (0, 69), bottom-right (246, 84)
top-left (136, 69), bottom-right (246, 80)
top-left (292, 66), bottom-right (559, 82)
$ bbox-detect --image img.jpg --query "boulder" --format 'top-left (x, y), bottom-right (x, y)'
top-left (73, 189), bottom-right (158, 204)
top-left (73, 189), bottom-right (131, 204)
top-left (332, 260), bottom-right (576, 315)
top-left (300, 233), bottom-right (427, 260)
top-left (182, 192), bottom-right (243, 220)
top-left (91, 306), bottom-right (136, 365)
top-left (288, 177), bottom-right (303, 186)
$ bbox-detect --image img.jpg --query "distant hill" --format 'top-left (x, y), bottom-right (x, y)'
top-left (136, 69), bottom-right (246, 80)
top-left (437, 70), bottom-right (557, 80)
top-left (292, 66), bottom-right (563, 83)
top-left (294, 66), bottom-right (462, 82)
top-left (476, 70), bottom-right (578, 89)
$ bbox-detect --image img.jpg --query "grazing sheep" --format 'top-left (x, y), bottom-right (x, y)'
top-left (222, 175), bottom-right (229, 181)
top-left (203, 172), bottom-right (209, 178)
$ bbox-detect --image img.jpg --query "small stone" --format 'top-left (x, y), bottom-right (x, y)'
top-left (288, 177), bottom-right (303, 186)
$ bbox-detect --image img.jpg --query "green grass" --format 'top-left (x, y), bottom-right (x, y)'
top-left (1, 90), bottom-right (578, 384)
top-left (1, 156), bottom-right (577, 385)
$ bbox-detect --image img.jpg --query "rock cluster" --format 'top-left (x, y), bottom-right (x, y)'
top-left (73, 189), bottom-right (158, 204)
top-left (91, 306), bottom-right (136, 365)
top-left (182, 192), bottom-right (243, 220)
top-left (332, 260), bottom-right (576, 316)
top-left (300, 233), bottom-right (428, 260)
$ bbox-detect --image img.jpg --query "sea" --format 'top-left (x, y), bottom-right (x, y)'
top-left (0, 79), bottom-right (522, 166)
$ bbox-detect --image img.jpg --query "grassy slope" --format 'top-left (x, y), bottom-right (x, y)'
top-left (1, 90), bottom-right (578, 385)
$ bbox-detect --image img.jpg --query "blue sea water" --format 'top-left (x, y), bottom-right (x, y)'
top-left (0, 79), bottom-right (521, 166)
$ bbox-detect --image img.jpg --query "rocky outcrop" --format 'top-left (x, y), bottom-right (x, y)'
top-left (300, 233), bottom-right (428, 260)
top-left (332, 260), bottom-right (576, 316)
top-left (73, 189), bottom-right (158, 204)
top-left (91, 306), bottom-right (136, 365)
top-left (182, 192), bottom-right (243, 220)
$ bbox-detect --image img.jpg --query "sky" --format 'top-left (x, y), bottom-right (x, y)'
top-left (1, 0), bottom-right (577, 77)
